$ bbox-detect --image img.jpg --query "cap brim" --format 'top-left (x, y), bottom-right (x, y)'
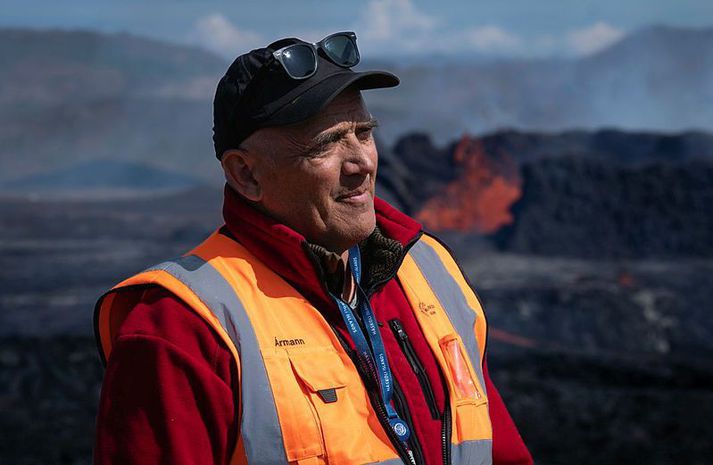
top-left (265, 70), bottom-right (399, 127)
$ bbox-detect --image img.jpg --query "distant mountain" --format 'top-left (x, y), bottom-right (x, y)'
top-left (0, 28), bottom-right (227, 185)
top-left (0, 159), bottom-right (201, 193)
top-left (2, 25), bottom-right (713, 188)
top-left (0, 28), bottom-right (225, 104)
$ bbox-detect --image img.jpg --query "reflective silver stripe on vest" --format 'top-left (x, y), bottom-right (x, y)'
top-left (452, 440), bottom-right (493, 465)
top-left (145, 255), bottom-right (289, 465)
top-left (408, 240), bottom-right (488, 400)
top-left (409, 242), bottom-right (492, 465)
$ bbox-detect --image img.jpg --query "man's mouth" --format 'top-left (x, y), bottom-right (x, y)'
top-left (336, 186), bottom-right (370, 203)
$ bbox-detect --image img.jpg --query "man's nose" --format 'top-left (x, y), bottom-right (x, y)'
top-left (342, 137), bottom-right (376, 176)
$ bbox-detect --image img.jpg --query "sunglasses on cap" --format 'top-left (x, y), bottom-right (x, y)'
top-left (272, 31), bottom-right (360, 80)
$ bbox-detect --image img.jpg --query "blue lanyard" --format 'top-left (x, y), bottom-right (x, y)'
top-left (329, 245), bottom-right (410, 443)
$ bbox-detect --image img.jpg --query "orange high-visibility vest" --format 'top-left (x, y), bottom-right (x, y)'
top-left (95, 230), bottom-right (492, 465)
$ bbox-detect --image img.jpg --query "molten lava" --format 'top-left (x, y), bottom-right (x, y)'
top-left (416, 135), bottom-right (522, 233)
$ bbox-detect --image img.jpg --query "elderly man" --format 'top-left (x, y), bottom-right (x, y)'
top-left (93, 32), bottom-right (533, 465)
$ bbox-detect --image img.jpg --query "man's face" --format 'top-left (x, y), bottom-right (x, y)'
top-left (244, 89), bottom-right (379, 254)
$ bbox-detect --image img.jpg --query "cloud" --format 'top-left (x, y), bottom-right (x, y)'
top-left (354, 1), bottom-right (626, 58)
top-left (355, 0), bottom-right (439, 54)
top-left (461, 26), bottom-right (522, 53)
top-left (359, 0), bottom-right (436, 41)
top-left (566, 21), bottom-right (625, 56)
top-left (189, 13), bottom-right (266, 57)
top-left (186, 7), bottom-right (626, 61)
top-left (354, 2), bottom-right (525, 57)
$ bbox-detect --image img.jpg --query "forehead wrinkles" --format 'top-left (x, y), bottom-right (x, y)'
top-left (256, 90), bottom-right (369, 158)
top-left (279, 114), bottom-right (367, 154)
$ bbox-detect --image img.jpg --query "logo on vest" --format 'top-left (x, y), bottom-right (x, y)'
top-left (418, 302), bottom-right (437, 316)
top-left (275, 337), bottom-right (306, 347)
top-left (393, 421), bottom-right (408, 437)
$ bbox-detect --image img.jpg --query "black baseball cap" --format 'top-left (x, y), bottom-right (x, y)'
top-left (212, 36), bottom-right (399, 160)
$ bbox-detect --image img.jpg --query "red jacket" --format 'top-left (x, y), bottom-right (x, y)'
top-left (93, 185), bottom-right (533, 465)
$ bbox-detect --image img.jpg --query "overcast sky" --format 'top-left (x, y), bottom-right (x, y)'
top-left (3, 0), bottom-right (713, 59)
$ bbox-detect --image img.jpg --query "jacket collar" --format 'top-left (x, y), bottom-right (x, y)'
top-left (220, 184), bottom-right (422, 313)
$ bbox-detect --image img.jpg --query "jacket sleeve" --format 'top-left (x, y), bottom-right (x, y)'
top-left (483, 358), bottom-right (534, 465)
top-left (93, 287), bottom-right (239, 465)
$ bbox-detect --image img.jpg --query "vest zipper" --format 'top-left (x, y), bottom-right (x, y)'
top-left (392, 378), bottom-right (426, 465)
top-left (442, 396), bottom-right (452, 465)
top-left (388, 318), bottom-right (441, 420)
top-left (330, 326), bottom-right (418, 465)
top-left (305, 231), bottom-right (427, 465)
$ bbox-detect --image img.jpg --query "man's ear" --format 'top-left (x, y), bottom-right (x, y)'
top-left (221, 148), bottom-right (263, 202)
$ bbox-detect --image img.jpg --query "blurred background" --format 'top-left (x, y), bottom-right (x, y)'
top-left (1, 1), bottom-right (713, 464)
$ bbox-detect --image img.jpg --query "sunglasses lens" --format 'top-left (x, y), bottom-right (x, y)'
top-left (323, 35), bottom-right (359, 67)
top-left (281, 44), bottom-right (316, 78)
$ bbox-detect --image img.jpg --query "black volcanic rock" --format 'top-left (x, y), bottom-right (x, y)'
top-left (385, 130), bottom-right (713, 258)
top-left (478, 128), bottom-right (713, 165)
top-left (379, 132), bottom-right (458, 214)
top-left (496, 156), bottom-right (713, 258)
top-left (489, 346), bottom-right (713, 465)
top-left (392, 132), bottom-right (457, 183)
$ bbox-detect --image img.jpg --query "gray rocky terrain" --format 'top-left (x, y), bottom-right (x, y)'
top-left (1, 177), bottom-right (712, 464)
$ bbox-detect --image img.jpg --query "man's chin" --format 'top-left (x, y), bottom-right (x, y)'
top-left (351, 211), bottom-right (377, 242)
top-left (331, 212), bottom-right (376, 251)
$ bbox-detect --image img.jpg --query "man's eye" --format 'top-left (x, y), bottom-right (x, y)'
top-left (356, 128), bottom-right (373, 141)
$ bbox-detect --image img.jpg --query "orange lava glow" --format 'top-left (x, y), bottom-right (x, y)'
top-left (617, 271), bottom-right (636, 288)
top-left (416, 135), bottom-right (522, 233)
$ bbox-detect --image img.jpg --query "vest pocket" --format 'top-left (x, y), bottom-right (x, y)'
top-left (438, 334), bottom-right (491, 442)
top-left (438, 334), bottom-right (486, 406)
top-left (262, 350), bottom-right (326, 463)
top-left (288, 348), bottom-right (378, 464)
